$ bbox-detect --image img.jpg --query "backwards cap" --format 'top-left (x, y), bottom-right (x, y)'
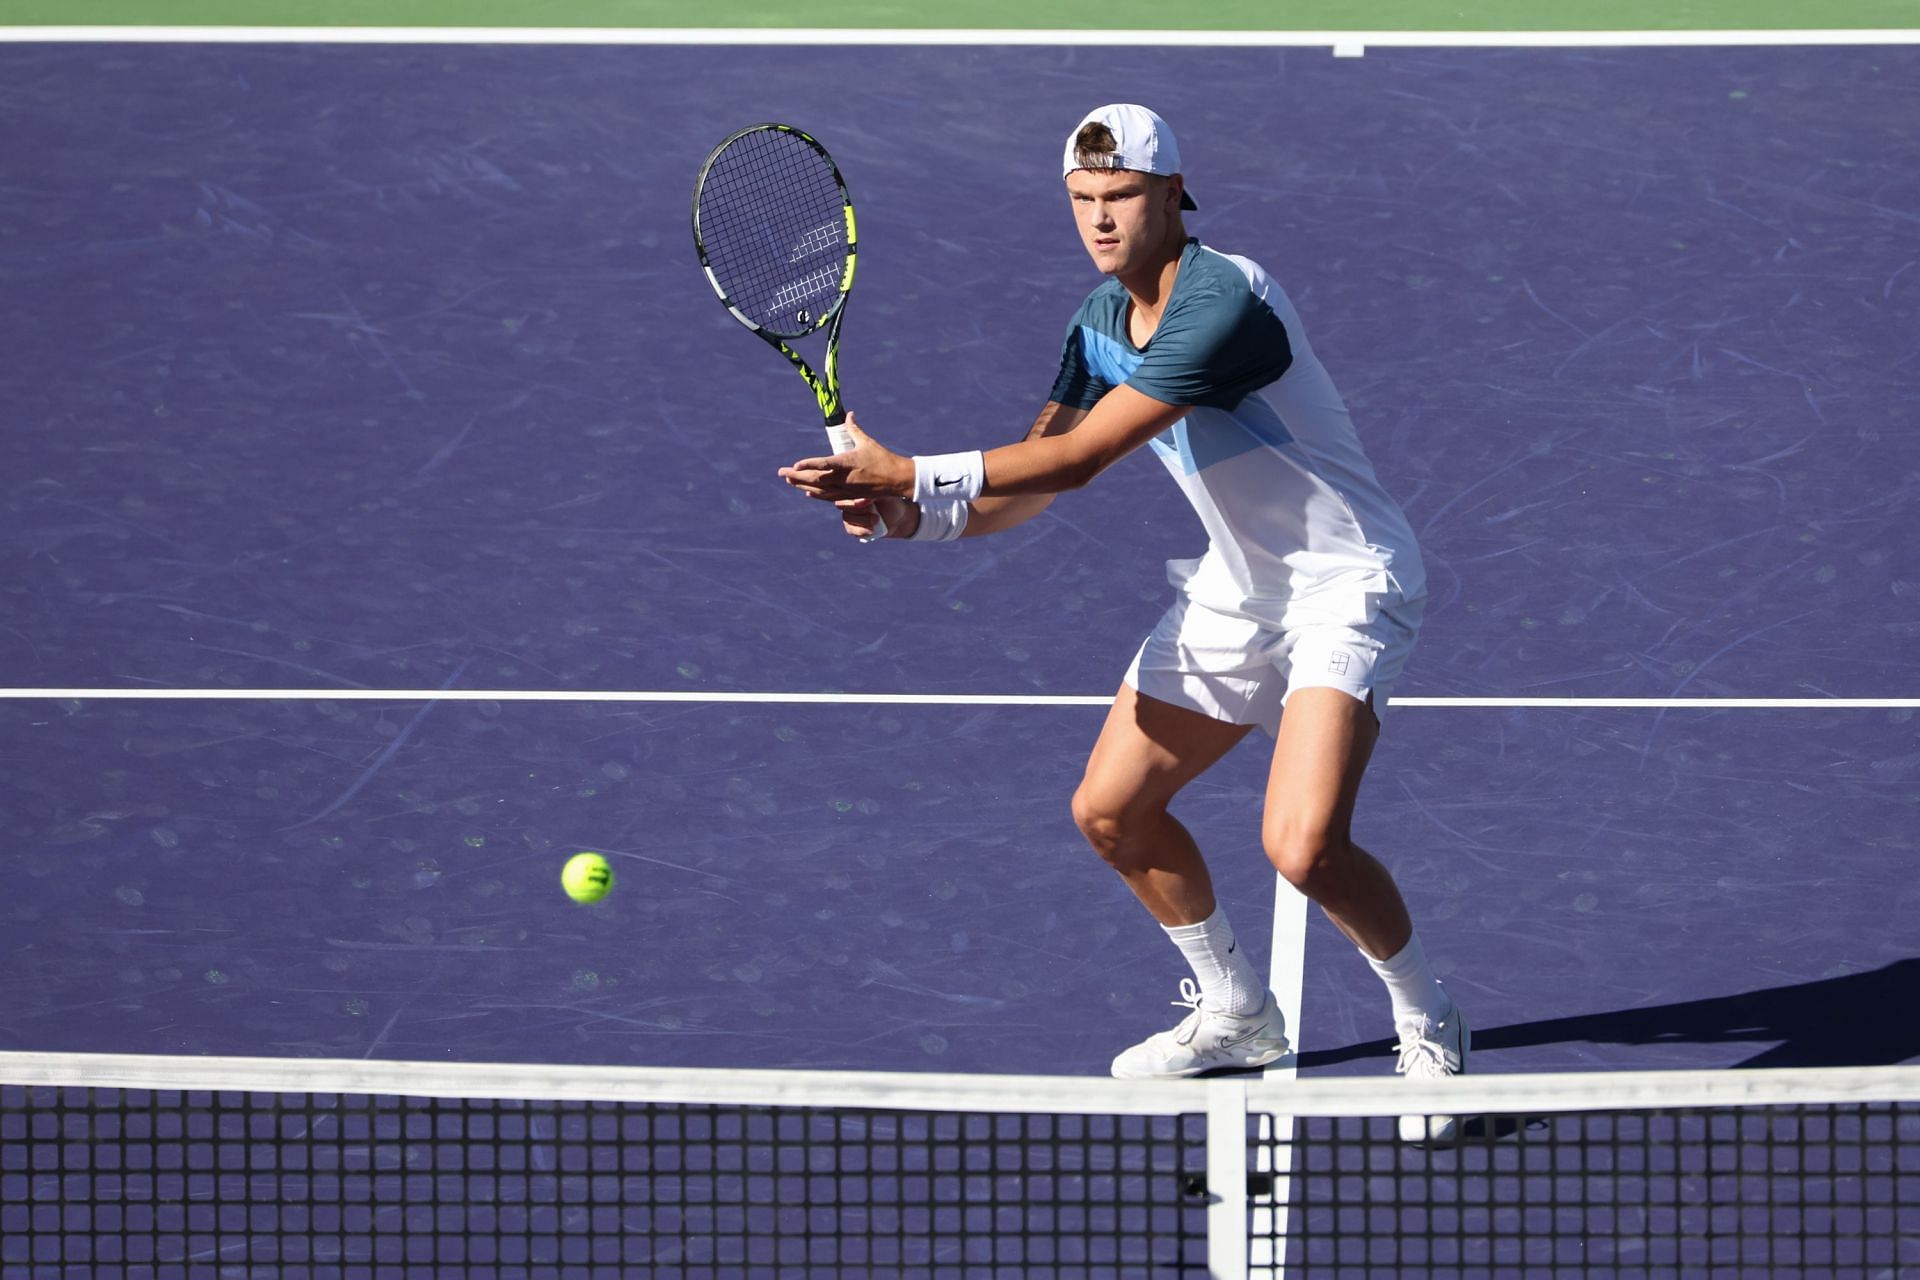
top-left (1062, 104), bottom-right (1198, 211)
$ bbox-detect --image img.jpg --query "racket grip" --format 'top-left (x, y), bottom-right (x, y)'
top-left (823, 414), bottom-right (882, 542)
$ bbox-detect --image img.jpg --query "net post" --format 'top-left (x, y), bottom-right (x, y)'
top-left (1205, 1078), bottom-right (1249, 1280)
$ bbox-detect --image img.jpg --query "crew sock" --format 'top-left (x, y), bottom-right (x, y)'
top-left (1163, 908), bottom-right (1265, 1016)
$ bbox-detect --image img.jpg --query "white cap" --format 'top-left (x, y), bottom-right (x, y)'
top-left (1061, 103), bottom-right (1198, 210)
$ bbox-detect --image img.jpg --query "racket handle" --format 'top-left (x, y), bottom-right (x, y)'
top-left (823, 412), bottom-right (882, 541)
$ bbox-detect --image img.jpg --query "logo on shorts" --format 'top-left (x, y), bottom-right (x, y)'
top-left (1328, 652), bottom-right (1351, 676)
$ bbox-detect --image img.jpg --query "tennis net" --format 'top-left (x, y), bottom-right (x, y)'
top-left (0, 1051), bottom-right (1914, 1278)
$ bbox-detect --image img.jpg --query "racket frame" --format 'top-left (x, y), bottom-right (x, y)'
top-left (691, 122), bottom-right (860, 449)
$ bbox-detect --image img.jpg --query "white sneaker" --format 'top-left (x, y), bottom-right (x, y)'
top-left (1395, 1002), bottom-right (1470, 1145)
top-left (1110, 979), bottom-right (1291, 1079)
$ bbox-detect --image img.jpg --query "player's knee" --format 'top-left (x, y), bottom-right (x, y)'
top-left (1263, 817), bottom-right (1345, 892)
top-left (1070, 785), bottom-right (1151, 869)
top-left (1069, 784), bottom-right (1121, 858)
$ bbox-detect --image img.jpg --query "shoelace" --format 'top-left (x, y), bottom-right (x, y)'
top-left (1394, 1017), bottom-right (1462, 1079)
top-left (1169, 978), bottom-right (1205, 1045)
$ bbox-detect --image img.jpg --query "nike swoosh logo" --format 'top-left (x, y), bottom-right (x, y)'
top-left (1219, 1025), bottom-right (1278, 1050)
top-left (1227, 942), bottom-right (1236, 954)
top-left (935, 475), bottom-right (964, 489)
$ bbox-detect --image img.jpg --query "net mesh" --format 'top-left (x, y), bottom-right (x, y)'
top-left (695, 127), bottom-right (850, 338)
top-left (0, 1085), bottom-right (1206, 1278)
top-left (1259, 1101), bottom-right (1920, 1278)
top-left (1, 1058), bottom-right (1916, 1279)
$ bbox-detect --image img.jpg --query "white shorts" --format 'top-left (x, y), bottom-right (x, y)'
top-left (1123, 593), bottom-right (1424, 733)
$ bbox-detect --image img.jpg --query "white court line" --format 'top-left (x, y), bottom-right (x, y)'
top-left (0, 687), bottom-right (1110, 705)
top-left (0, 26), bottom-right (1916, 47)
top-left (1256, 879), bottom-right (1310, 1280)
top-left (0, 688), bottom-right (1914, 708)
top-left (1396, 696), bottom-right (1920, 709)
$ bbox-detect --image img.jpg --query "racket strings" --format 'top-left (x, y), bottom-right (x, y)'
top-left (697, 131), bottom-right (849, 337)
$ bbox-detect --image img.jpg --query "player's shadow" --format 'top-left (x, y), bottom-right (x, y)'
top-left (1299, 957), bottom-right (1920, 1071)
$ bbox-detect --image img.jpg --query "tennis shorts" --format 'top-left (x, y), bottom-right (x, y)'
top-left (1123, 592), bottom-right (1424, 733)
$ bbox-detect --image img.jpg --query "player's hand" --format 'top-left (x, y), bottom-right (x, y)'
top-left (779, 413), bottom-right (914, 501)
top-left (836, 496), bottom-right (920, 540)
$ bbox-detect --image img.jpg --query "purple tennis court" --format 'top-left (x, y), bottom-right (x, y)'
top-left (1, 37), bottom-right (1916, 1278)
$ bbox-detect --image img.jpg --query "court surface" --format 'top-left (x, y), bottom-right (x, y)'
top-left (2, 35), bottom-right (1916, 1093)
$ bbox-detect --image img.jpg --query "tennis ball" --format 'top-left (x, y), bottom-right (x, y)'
top-left (561, 852), bottom-right (614, 904)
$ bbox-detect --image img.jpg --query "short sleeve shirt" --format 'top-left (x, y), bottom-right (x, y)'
top-left (1051, 244), bottom-right (1293, 412)
top-left (1048, 239), bottom-right (1425, 626)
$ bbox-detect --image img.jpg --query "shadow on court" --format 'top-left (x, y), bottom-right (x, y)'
top-left (1301, 958), bottom-right (1920, 1072)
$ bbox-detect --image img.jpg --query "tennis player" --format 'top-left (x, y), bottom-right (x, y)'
top-left (779, 105), bottom-right (1466, 1135)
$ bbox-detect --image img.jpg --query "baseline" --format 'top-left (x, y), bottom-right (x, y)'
top-left (1, 26), bottom-right (1917, 46)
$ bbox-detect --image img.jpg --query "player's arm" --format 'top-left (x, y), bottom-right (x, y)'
top-left (960, 398), bottom-right (1091, 535)
top-left (973, 385), bottom-right (1185, 496)
top-left (829, 400), bottom-right (1087, 540)
top-left (783, 384), bottom-right (1185, 506)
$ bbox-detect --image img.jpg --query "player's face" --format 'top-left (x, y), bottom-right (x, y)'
top-left (1066, 168), bottom-right (1183, 277)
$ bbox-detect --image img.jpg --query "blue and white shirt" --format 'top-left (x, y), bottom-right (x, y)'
top-left (1051, 239), bottom-right (1425, 628)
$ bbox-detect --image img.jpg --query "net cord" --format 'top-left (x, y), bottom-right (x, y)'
top-left (1, 1050), bottom-right (1914, 1118)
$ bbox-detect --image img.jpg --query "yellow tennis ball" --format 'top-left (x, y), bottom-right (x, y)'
top-left (561, 852), bottom-right (614, 904)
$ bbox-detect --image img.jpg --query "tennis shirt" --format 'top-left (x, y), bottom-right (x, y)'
top-left (1050, 238), bottom-right (1426, 629)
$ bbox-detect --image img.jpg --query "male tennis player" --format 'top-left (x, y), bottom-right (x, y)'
top-left (779, 105), bottom-right (1466, 1138)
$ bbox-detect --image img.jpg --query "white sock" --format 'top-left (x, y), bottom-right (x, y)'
top-left (1366, 932), bottom-right (1451, 1029)
top-left (1163, 907), bottom-right (1265, 1016)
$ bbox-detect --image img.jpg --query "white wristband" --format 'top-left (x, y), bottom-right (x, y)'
top-left (911, 450), bottom-right (986, 506)
top-left (908, 499), bottom-right (969, 542)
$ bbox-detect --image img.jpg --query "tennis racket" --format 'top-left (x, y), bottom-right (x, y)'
top-left (692, 123), bottom-right (860, 456)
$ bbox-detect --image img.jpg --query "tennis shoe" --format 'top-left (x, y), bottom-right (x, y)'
top-left (1394, 1001), bottom-right (1470, 1145)
top-left (1110, 979), bottom-right (1291, 1079)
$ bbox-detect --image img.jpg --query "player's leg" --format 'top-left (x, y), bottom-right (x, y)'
top-left (1260, 685), bottom-right (1410, 957)
top-left (1072, 681), bottom-right (1252, 927)
top-left (1084, 595), bottom-right (1296, 1078)
top-left (1078, 685), bottom-right (1290, 1077)
top-left (1264, 616), bottom-right (1467, 1140)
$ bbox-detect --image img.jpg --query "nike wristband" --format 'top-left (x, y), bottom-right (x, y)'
top-left (911, 450), bottom-right (986, 506)
top-left (908, 498), bottom-right (969, 542)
